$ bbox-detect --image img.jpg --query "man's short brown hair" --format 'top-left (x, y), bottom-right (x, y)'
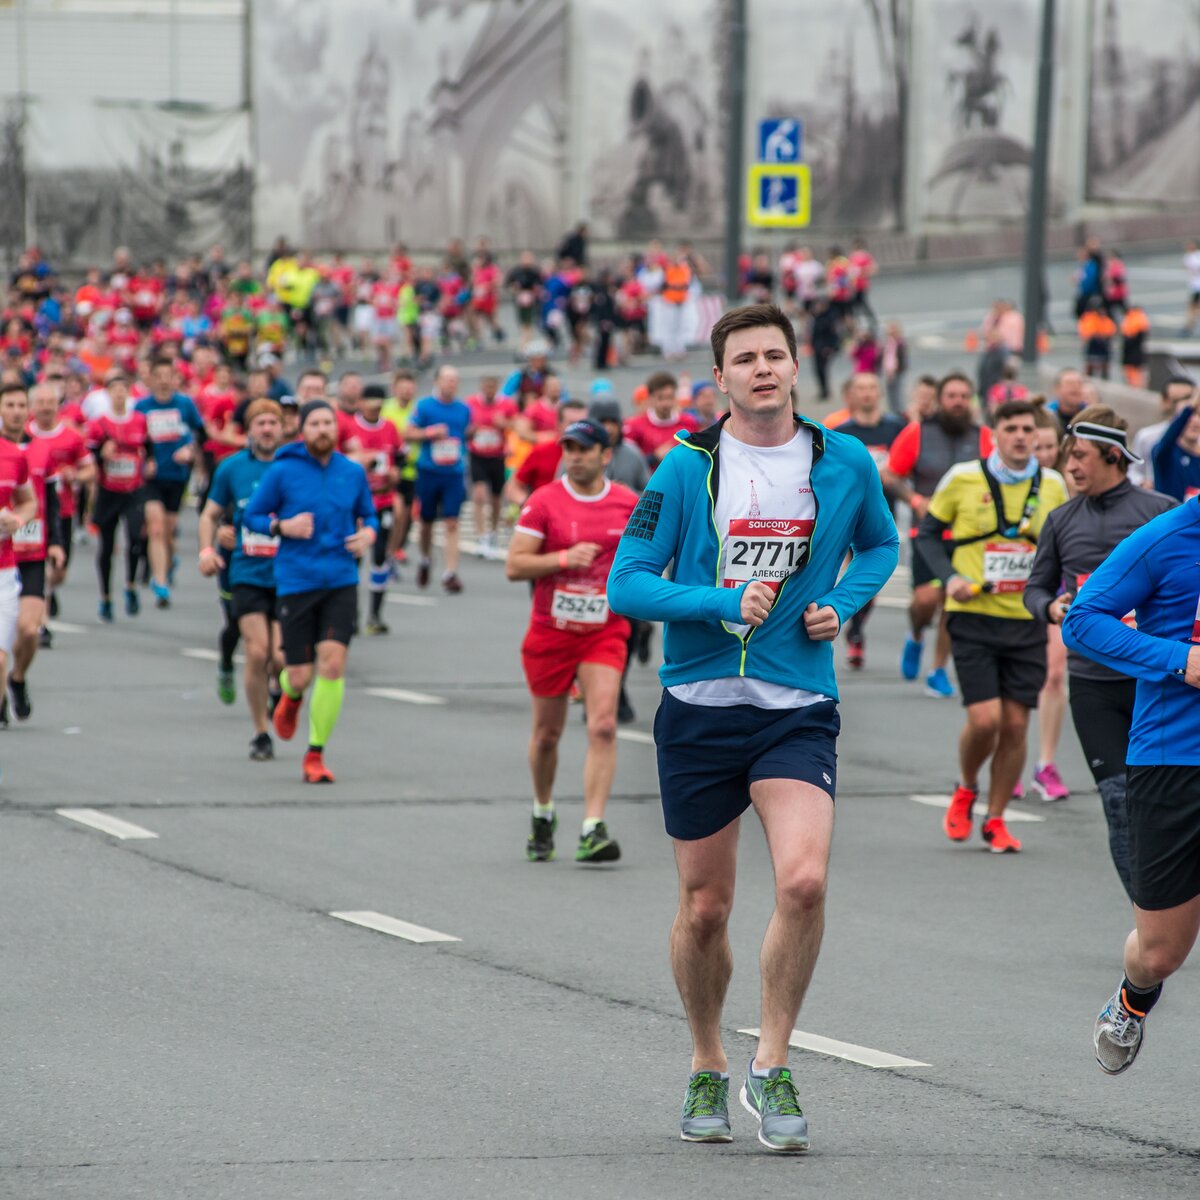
top-left (644, 370), bottom-right (677, 395)
top-left (710, 303), bottom-right (797, 369)
top-left (244, 398), bottom-right (283, 426)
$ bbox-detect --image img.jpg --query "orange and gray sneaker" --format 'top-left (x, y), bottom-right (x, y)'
top-left (981, 815), bottom-right (1021, 853)
top-left (943, 784), bottom-right (977, 841)
top-left (273, 693), bottom-right (301, 741)
top-left (302, 749), bottom-right (335, 784)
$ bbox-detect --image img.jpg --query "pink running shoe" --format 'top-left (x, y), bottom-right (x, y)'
top-left (1012, 780), bottom-right (1025, 800)
top-left (1033, 763), bottom-right (1070, 802)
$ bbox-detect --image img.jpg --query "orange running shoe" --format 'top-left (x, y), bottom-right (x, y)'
top-left (981, 816), bottom-right (1021, 853)
top-left (943, 784), bottom-right (977, 841)
top-left (273, 693), bottom-right (301, 741)
top-left (302, 750), bottom-right (334, 784)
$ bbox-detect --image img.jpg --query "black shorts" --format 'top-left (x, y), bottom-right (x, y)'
top-left (1126, 765), bottom-right (1200, 910)
top-left (142, 478), bottom-right (188, 513)
top-left (59, 515), bottom-right (73, 567)
top-left (398, 477), bottom-right (415, 506)
top-left (17, 560), bottom-right (46, 600)
top-left (654, 690), bottom-right (839, 841)
top-left (232, 584), bottom-right (277, 623)
top-left (947, 613), bottom-right (1047, 708)
top-left (277, 585), bottom-right (357, 666)
top-left (910, 534), bottom-right (941, 589)
top-left (469, 454), bottom-right (506, 496)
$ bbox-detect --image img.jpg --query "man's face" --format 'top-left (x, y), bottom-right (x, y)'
top-left (1057, 371), bottom-right (1084, 413)
top-left (338, 375), bottom-right (363, 411)
top-left (543, 376), bottom-right (561, 402)
top-left (601, 419), bottom-right (621, 445)
top-left (692, 388), bottom-right (717, 419)
top-left (481, 377), bottom-right (498, 401)
top-left (108, 379), bottom-right (129, 407)
top-left (296, 375), bottom-right (326, 404)
top-left (281, 408), bottom-right (300, 439)
top-left (556, 405), bottom-right (587, 432)
top-left (248, 414), bottom-right (281, 454)
top-left (247, 373), bottom-right (269, 400)
top-left (715, 326), bottom-right (797, 417)
top-left (995, 415), bottom-right (1036, 465)
top-left (560, 439), bottom-right (607, 488)
top-left (360, 397), bottom-right (383, 422)
top-left (32, 388), bottom-right (58, 427)
top-left (849, 373), bottom-right (881, 414)
top-left (938, 380), bottom-right (974, 419)
top-left (394, 379), bottom-right (416, 404)
top-left (436, 368), bottom-right (459, 399)
top-left (1164, 383), bottom-right (1194, 415)
top-left (151, 366), bottom-right (173, 397)
top-left (1065, 438), bottom-right (1117, 495)
top-left (302, 409), bottom-right (337, 457)
top-left (650, 385), bottom-right (677, 418)
top-left (0, 392), bottom-right (28, 438)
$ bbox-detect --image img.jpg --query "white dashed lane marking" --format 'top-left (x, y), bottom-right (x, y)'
top-left (329, 911), bottom-right (460, 944)
top-left (365, 687), bottom-right (447, 707)
top-left (57, 809), bottom-right (159, 840)
top-left (737, 1027), bottom-right (930, 1070)
top-left (617, 730), bottom-right (655, 746)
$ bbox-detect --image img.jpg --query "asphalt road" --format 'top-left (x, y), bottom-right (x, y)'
top-left (4, 253), bottom-right (1198, 1198)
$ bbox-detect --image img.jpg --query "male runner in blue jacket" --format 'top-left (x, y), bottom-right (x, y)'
top-left (609, 303), bottom-right (897, 1153)
top-left (1063, 496), bottom-right (1200, 1076)
top-left (245, 400), bottom-right (378, 783)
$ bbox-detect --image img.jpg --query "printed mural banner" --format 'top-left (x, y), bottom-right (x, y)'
top-left (24, 97), bottom-right (252, 263)
top-left (252, 0), bottom-right (568, 252)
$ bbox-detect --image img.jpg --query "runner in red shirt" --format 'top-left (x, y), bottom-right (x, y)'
top-left (86, 372), bottom-right (150, 622)
top-left (25, 380), bottom-right (94, 643)
top-left (467, 375), bottom-right (516, 558)
top-left (505, 418), bottom-right (638, 865)
top-left (509, 399), bottom-right (587, 506)
top-left (0, 394), bottom-right (37, 729)
top-left (344, 384), bottom-right (403, 635)
top-left (468, 252), bottom-right (503, 344)
top-left (126, 270), bottom-right (164, 331)
top-left (849, 237), bottom-right (877, 325)
top-left (0, 383), bottom-right (61, 722)
top-left (622, 371), bottom-right (700, 465)
top-left (196, 362), bottom-right (244, 485)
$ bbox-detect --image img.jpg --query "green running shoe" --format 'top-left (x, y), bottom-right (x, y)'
top-left (527, 812), bottom-right (557, 862)
top-left (217, 666), bottom-right (236, 706)
top-left (739, 1060), bottom-right (809, 1153)
top-left (680, 1070), bottom-right (732, 1142)
top-left (575, 821), bottom-right (620, 863)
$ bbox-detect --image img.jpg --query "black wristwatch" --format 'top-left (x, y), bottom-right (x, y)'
top-left (269, 518), bottom-right (281, 537)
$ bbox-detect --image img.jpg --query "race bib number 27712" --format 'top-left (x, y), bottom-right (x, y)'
top-left (723, 518), bottom-right (813, 593)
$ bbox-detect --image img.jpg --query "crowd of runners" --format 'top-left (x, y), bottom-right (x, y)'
top-left (3, 238), bottom-right (1199, 1150)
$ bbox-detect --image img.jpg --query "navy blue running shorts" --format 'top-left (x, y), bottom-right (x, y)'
top-left (653, 690), bottom-right (840, 841)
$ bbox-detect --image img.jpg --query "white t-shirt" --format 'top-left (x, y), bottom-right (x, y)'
top-left (669, 425), bottom-right (829, 710)
top-left (82, 387), bottom-right (113, 421)
top-left (1129, 419), bottom-right (1169, 488)
top-left (793, 259), bottom-right (824, 300)
top-left (1185, 250), bottom-right (1200, 294)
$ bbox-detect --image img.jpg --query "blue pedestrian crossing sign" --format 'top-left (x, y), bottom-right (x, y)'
top-left (757, 118), bottom-right (803, 164)
top-left (747, 163), bottom-right (811, 228)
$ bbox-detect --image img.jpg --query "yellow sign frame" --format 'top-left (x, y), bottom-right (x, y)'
top-left (746, 163), bottom-right (811, 228)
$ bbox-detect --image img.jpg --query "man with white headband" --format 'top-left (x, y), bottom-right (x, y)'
top-left (1026, 406), bottom-right (1176, 895)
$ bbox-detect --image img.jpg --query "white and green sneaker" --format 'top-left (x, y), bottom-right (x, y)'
top-left (680, 1070), bottom-right (732, 1143)
top-left (740, 1060), bottom-right (809, 1152)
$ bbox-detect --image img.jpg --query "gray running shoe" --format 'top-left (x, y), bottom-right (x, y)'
top-left (739, 1060), bottom-right (809, 1152)
top-left (680, 1071), bottom-right (732, 1143)
top-left (1094, 987), bottom-right (1151, 1075)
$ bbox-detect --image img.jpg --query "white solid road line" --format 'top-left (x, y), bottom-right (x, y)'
top-left (617, 730), bottom-right (655, 746)
top-left (365, 686), bottom-right (447, 707)
top-left (388, 594), bottom-right (437, 607)
top-left (909, 793), bottom-right (1046, 823)
top-left (737, 1027), bottom-right (929, 1070)
top-left (56, 808), bottom-right (159, 840)
top-left (329, 911), bottom-right (460, 943)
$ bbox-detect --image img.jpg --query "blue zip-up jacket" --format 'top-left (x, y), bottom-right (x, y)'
top-left (608, 415), bottom-right (899, 701)
top-left (243, 442), bottom-right (378, 596)
top-left (1150, 402), bottom-right (1200, 501)
top-left (1062, 498), bottom-right (1200, 765)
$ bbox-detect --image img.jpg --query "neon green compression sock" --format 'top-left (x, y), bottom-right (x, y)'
top-left (279, 668), bottom-right (303, 701)
top-left (307, 676), bottom-right (345, 750)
